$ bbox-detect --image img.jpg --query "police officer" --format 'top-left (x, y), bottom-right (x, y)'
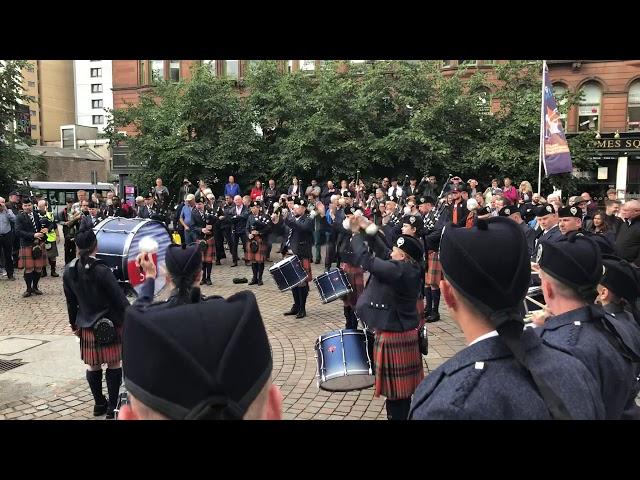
top-left (62, 229), bottom-right (155, 419)
top-left (117, 290), bottom-right (283, 420)
top-left (409, 218), bottom-right (605, 420)
top-left (350, 232), bottom-right (423, 420)
top-left (534, 232), bottom-right (640, 419)
top-left (278, 198), bottom-right (314, 319)
top-left (498, 205), bottom-right (537, 257)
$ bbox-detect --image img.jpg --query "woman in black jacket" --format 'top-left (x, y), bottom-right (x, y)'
top-left (62, 229), bottom-right (155, 419)
top-left (350, 230), bottom-right (424, 420)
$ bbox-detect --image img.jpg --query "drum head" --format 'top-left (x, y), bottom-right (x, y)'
top-left (271, 255), bottom-right (296, 270)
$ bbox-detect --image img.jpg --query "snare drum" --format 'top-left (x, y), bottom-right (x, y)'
top-left (94, 217), bottom-right (172, 297)
top-left (315, 329), bottom-right (375, 392)
top-left (269, 255), bottom-right (308, 291)
top-left (313, 268), bottom-right (353, 304)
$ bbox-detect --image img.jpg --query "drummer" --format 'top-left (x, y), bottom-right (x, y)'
top-left (278, 198), bottom-right (314, 319)
top-left (246, 201), bottom-right (271, 286)
top-left (350, 231), bottom-right (424, 420)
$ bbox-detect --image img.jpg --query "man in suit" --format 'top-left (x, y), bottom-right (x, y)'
top-left (227, 195), bottom-right (249, 267)
top-left (80, 202), bottom-right (104, 232)
top-left (404, 176), bottom-right (422, 199)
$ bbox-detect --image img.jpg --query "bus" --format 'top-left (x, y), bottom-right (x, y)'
top-left (16, 181), bottom-right (116, 216)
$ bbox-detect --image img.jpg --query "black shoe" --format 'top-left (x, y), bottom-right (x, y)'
top-left (32, 288), bottom-right (43, 295)
top-left (425, 313), bottom-right (440, 323)
top-left (215, 260), bottom-right (222, 265)
top-left (295, 309), bottom-right (307, 319)
top-left (258, 279), bottom-right (264, 286)
top-left (231, 262), bottom-right (238, 267)
top-left (41, 270), bottom-right (47, 278)
top-left (206, 278), bottom-right (212, 286)
top-left (248, 278), bottom-right (258, 285)
top-left (314, 258), bottom-right (321, 264)
top-left (200, 279), bottom-right (207, 285)
top-left (93, 396), bottom-right (108, 416)
top-left (424, 309), bottom-right (433, 320)
top-left (51, 272), bottom-right (60, 278)
top-left (284, 306), bottom-right (299, 316)
top-left (105, 407), bottom-right (115, 420)
top-left (22, 290), bottom-right (32, 298)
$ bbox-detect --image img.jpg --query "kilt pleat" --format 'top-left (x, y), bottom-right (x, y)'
top-left (245, 234), bottom-right (269, 263)
top-left (79, 324), bottom-right (123, 366)
top-left (202, 235), bottom-right (215, 263)
top-left (425, 251), bottom-right (442, 287)
top-left (18, 245), bottom-right (47, 271)
top-left (373, 329), bottom-right (424, 400)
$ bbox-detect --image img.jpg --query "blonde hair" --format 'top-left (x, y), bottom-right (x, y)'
top-left (520, 181), bottom-right (532, 192)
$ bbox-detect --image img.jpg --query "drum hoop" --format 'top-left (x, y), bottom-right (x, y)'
top-left (316, 335), bottom-right (326, 385)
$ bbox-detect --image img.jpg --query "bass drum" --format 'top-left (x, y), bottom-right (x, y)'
top-left (94, 217), bottom-right (172, 297)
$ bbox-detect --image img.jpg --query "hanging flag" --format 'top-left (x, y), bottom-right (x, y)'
top-left (541, 61), bottom-right (573, 175)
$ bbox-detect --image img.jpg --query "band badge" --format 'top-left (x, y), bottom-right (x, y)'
top-left (570, 207), bottom-right (578, 216)
top-left (409, 216), bottom-right (416, 224)
top-left (397, 237), bottom-right (405, 247)
top-left (546, 205), bottom-right (553, 213)
top-left (505, 208), bottom-right (511, 215)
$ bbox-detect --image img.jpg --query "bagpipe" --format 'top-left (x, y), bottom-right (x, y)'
top-left (423, 174), bottom-right (452, 232)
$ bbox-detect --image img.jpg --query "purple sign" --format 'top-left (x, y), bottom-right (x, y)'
top-left (542, 63), bottom-right (573, 175)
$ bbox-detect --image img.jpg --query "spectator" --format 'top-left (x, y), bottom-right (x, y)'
top-left (420, 175), bottom-right (439, 198)
top-left (616, 200), bottom-right (640, 266)
top-left (466, 178), bottom-right (479, 197)
top-left (547, 193), bottom-right (563, 212)
top-left (474, 193), bottom-right (485, 208)
top-left (502, 177), bottom-right (518, 205)
top-left (0, 197), bottom-right (16, 280)
top-left (569, 195), bottom-right (593, 231)
top-left (405, 176), bottom-right (422, 198)
top-left (180, 194), bottom-right (196, 243)
top-left (465, 199), bottom-right (478, 228)
top-left (387, 178), bottom-right (403, 199)
top-left (484, 179), bottom-right (499, 206)
top-left (264, 179), bottom-right (278, 209)
top-left (320, 181), bottom-right (338, 209)
top-left (581, 192), bottom-right (598, 217)
top-left (518, 181), bottom-right (533, 205)
top-left (531, 192), bottom-right (542, 206)
top-left (134, 196), bottom-right (145, 217)
top-left (589, 211), bottom-right (616, 247)
top-left (305, 179), bottom-right (322, 198)
top-left (250, 180), bottom-right (264, 202)
top-left (194, 180), bottom-right (209, 203)
top-left (287, 176), bottom-right (301, 198)
top-left (179, 178), bottom-right (196, 201)
top-left (604, 199), bottom-right (623, 234)
top-left (607, 188), bottom-right (617, 201)
top-left (461, 190), bottom-right (469, 202)
top-left (381, 177), bottom-right (391, 192)
top-left (224, 175), bottom-right (241, 198)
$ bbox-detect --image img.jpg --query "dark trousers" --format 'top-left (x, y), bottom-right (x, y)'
top-left (313, 230), bottom-right (322, 262)
top-left (64, 237), bottom-right (76, 265)
top-left (325, 236), bottom-right (337, 269)
top-left (214, 225), bottom-right (227, 260)
top-left (0, 233), bottom-right (14, 277)
top-left (386, 398), bottom-right (411, 421)
top-left (231, 231), bottom-right (248, 262)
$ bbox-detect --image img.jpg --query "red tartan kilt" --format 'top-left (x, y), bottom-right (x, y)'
top-left (18, 245), bottom-right (47, 270)
top-left (373, 329), bottom-right (424, 400)
top-left (417, 297), bottom-right (425, 320)
top-left (300, 257), bottom-right (313, 283)
top-left (202, 235), bottom-right (215, 263)
top-left (425, 251), bottom-right (442, 287)
top-left (340, 262), bottom-right (364, 307)
top-left (79, 324), bottom-right (123, 366)
top-left (245, 235), bottom-right (268, 263)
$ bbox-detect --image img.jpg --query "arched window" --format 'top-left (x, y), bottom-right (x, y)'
top-left (578, 82), bottom-right (602, 132)
top-left (552, 83), bottom-right (568, 130)
top-left (628, 80), bottom-right (640, 132)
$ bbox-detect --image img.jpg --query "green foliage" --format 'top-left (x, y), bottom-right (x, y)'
top-left (106, 60), bottom-right (595, 197)
top-left (0, 60), bottom-right (46, 194)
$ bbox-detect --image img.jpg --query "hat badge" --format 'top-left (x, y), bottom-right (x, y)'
top-left (397, 237), bottom-right (405, 247)
top-left (536, 244), bottom-right (543, 263)
top-left (570, 207), bottom-right (578, 215)
top-left (546, 206), bottom-right (553, 213)
top-left (505, 208), bottom-right (510, 215)
top-left (409, 216), bottom-right (416, 224)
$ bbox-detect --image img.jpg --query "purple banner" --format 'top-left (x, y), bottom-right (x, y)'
top-left (542, 64), bottom-right (573, 175)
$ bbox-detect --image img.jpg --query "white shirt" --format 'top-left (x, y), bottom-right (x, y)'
top-left (387, 186), bottom-right (403, 198)
top-left (236, 206), bottom-right (243, 216)
top-left (468, 330), bottom-right (499, 347)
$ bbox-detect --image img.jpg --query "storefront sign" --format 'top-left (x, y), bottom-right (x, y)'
top-left (592, 138), bottom-right (640, 150)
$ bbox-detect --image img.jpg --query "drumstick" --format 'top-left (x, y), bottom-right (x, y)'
top-left (525, 296), bottom-right (545, 308)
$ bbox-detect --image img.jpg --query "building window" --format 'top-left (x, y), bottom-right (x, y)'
top-left (578, 81), bottom-right (602, 132)
top-left (28, 81), bottom-right (35, 87)
top-left (31, 124), bottom-right (38, 131)
top-left (169, 60), bottom-right (180, 82)
top-left (30, 110), bottom-right (36, 116)
top-left (247, 60), bottom-right (260, 71)
top-left (151, 60), bottom-right (165, 81)
top-left (203, 60), bottom-right (216, 76)
top-left (92, 99), bottom-right (103, 109)
top-left (458, 60), bottom-right (477, 66)
top-left (62, 128), bottom-right (74, 148)
top-left (552, 84), bottom-right (568, 130)
top-left (628, 81), bottom-right (640, 132)
top-left (139, 60), bottom-right (146, 85)
top-left (91, 84), bottom-right (103, 93)
top-left (224, 60), bottom-right (239, 79)
top-left (92, 115), bottom-right (104, 125)
top-left (90, 68), bottom-right (102, 78)
top-left (300, 60), bottom-right (316, 71)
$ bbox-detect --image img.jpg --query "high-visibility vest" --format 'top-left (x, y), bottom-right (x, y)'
top-left (45, 212), bottom-right (57, 242)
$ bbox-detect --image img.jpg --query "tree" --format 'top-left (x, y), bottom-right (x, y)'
top-left (0, 60), bottom-right (45, 194)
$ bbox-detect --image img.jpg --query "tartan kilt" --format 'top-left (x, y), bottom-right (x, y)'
top-left (425, 251), bottom-right (442, 287)
top-left (18, 245), bottom-right (47, 270)
top-left (79, 324), bottom-right (124, 366)
top-left (245, 234), bottom-right (268, 263)
top-left (45, 241), bottom-right (59, 260)
top-left (202, 235), bottom-right (215, 263)
top-left (340, 262), bottom-right (364, 307)
top-left (300, 257), bottom-right (312, 283)
top-left (373, 329), bottom-right (424, 400)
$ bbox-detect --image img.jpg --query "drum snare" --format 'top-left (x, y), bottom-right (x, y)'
top-left (313, 268), bottom-right (353, 304)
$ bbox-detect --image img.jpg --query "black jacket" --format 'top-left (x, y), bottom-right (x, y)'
top-left (246, 214), bottom-right (271, 237)
top-left (80, 214), bottom-right (104, 232)
top-left (282, 213), bottom-right (314, 259)
top-left (226, 204), bottom-right (249, 234)
top-left (605, 214), bottom-right (623, 235)
top-left (320, 188), bottom-right (339, 208)
top-left (191, 207), bottom-right (208, 240)
top-left (615, 218), bottom-right (640, 266)
top-left (519, 221), bottom-right (537, 257)
top-left (15, 211), bottom-right (45, 247)
top-left (351, 234), bottom-right (421, 332)
top-left (62, 257), bottom-right (130, 329)
top-left (441, 201), bottom-right (468, 227)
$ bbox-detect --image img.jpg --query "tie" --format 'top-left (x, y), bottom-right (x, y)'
top-left (30, 213), bottom-right (37, 231)
top-left (286, 215), bottom-right (295, 248)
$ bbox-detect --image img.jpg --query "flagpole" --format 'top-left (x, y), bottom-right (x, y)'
top-left (538, 60), bottom-right (546, 195)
